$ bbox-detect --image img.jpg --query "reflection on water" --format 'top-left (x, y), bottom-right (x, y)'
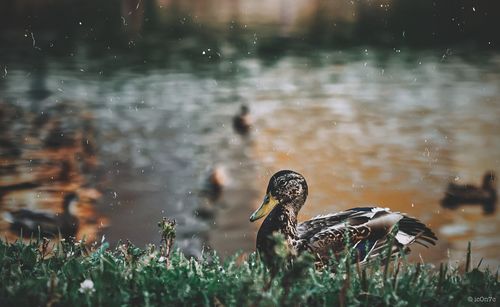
top-left (0, 50), bottom-right (499, 266)
top-left (0, 100), bottom-right (107, 243)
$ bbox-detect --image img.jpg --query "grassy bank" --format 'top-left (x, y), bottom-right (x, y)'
top-left (0, 235), bottom-right (498, 306)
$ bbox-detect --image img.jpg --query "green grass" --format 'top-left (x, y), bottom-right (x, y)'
top-left (0, 236), bottom-right (498, 307)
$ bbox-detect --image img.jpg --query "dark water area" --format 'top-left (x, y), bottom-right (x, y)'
top-left (1, 0), bottom-right (499, 267)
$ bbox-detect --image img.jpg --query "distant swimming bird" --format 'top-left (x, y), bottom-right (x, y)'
top-left (195, 166), bottom-right (228, 219)
top-left (199, 166), bottom-right (227, 202)
top-left (232, 104), bottom-right (252, 135)
top-left (441, 171), bottom-right (497, 215)
top-left (250, 170), bottom-right (437, 265)
top-left (3, 192), bottom-right (80, 238)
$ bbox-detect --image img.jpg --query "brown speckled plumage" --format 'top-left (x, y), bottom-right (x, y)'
top-left (252, 170), bottom-right (437, 265)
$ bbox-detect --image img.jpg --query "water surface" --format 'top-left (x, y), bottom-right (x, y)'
top-left (1, 49), bottom-right (499, 267)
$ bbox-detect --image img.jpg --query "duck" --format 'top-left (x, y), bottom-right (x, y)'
top-left (198, 166), bottom-right (227, 203)
top-left (3, 192), bottom-right (80, 238)
top-left (195, 166), bottom-right (228, 219)
top-left (441, 171), bottom-right (496, 215)
top-left (250, 170), bottom-right (437, 265)
top-left (232, 104), bottom-right (252, 135)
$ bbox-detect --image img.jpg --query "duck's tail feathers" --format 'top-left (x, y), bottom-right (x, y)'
top-left (358, 215), bottom-right (437, 264)
top-left (396, 215), bottom-right (438, 247)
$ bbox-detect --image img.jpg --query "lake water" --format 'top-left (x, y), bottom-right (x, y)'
top-left (1, 48), bottom-right (499, 268)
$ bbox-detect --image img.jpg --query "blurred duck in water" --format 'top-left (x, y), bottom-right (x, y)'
top-left (3, 192), bottom-right (80, 238)
top-left (199, 166), bottom-right (227, 202)
top-left (441, 171), bottom-right (497, 215)
top-left (44, 121), bottom-right (76, 148)
top-left (195, 166), bottom-right (228, 219)
top-left (232, 104), bottom-right (252, 135)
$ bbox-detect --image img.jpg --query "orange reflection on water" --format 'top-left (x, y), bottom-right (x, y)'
top-left (0, 101), bottom-right (107, 244)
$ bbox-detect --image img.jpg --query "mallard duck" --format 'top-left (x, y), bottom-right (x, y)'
top-left (199, 166), bottom-right (227, 203)
top-left (232, 104), bottom-right (252, 135)
top-left (3, 192), bottom-right (80, 238)
top-left (441, 171), bottom-right (496, 215)
top-left (250, 170), bottom-right (437, 264)
top-left (195, 166), bottom-right (228, 219)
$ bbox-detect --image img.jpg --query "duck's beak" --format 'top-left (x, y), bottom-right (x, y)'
top-left (250, 193), bottom-right (278, 222)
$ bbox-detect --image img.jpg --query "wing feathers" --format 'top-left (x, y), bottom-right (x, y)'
top-left (297, 207), bottom-right (437, 263)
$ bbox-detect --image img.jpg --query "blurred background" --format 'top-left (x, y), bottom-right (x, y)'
top-left (0, 0), bottom-right (499, 267)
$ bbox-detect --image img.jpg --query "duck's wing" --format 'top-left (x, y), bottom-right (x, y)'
top-left (298, 207), bottom-right (437, 263)
top-left (297, 207), bottom-right (376, 240)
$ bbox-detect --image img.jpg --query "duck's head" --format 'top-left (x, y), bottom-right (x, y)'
top-left (240, 104), bottom-right (249, 115)
top-left (250, 170), bottom-right (308, 222)
top-left (482, 171), bottom-right (496, 189)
